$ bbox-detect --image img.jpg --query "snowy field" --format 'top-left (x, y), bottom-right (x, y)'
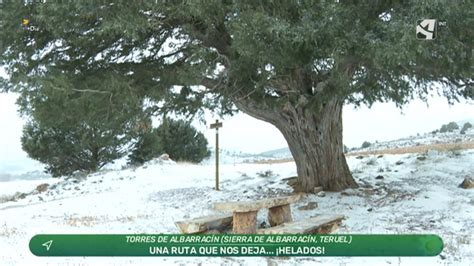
top-left (0, 135), bottom-right (473, 265)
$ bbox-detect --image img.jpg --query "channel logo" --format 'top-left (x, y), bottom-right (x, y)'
top-left (416, 19), bottom-right (437, 40)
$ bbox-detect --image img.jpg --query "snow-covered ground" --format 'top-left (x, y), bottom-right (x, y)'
top-left (1, 133), bottom-right (473, 265)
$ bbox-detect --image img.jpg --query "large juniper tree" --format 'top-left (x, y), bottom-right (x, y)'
top-left (1, 1), bottom-right (472, 191)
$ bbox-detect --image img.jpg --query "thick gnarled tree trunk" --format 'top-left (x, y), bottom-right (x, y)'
top-left (235, 96), bottom-right (358, 192)
top-left (276, 98), bottom-right (358, 192)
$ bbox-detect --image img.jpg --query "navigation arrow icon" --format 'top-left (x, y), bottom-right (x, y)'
top-left (42, 240), bottom-right (53, 251)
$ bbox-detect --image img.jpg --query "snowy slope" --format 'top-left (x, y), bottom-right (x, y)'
top-left (350, 124), bottom-right (474, 152)
top-left (0, 135), bottom-right (473, 265)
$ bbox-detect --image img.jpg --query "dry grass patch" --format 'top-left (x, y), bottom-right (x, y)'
top-left (64, 215), bottom-right (98, 227)
top-left (63, 214), bottom-right (152, 227)
top-left (251, 158), bottom-right (294, 164)
top-left (0, 223), bottom-right (19, 237)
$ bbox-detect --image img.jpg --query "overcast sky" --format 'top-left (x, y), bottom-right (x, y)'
top-left (1, 91), bottom-right (472, 175)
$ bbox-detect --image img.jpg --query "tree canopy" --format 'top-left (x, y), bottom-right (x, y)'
top-left (1, 1), bottom-right (471, 108)
top-left (1, 1), bottom-right (472, 190)
top-left (128, 117), bottom-right (210, 165)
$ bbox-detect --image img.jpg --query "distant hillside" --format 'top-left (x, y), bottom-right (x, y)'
top-left (257, 147), bottom-right (291, 158)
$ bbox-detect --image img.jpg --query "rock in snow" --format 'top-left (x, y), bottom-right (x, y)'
top-left (459, 177), bottom-right (474, 189)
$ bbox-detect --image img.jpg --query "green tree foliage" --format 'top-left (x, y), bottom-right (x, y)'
top-left (127, 130), bottom-right (162, 166)
top-left (21, 122), bottom-right (84, 177)
top-left (460, 122), bottom-right (472, 134)
top-left (21, 121), bottom-right (128, 177)
top-left (361, 141), bottom-right (372, 149)
top-left (158, 118), bottom-right (211, 163)
top-left (128, 118), bottom-right (210, 165)
top-left (439, 121), bottom-right (459, 133)
top-left (1, 1), bottom-right (472, 191)
top-left (20, 71), bottom-right (146, 177)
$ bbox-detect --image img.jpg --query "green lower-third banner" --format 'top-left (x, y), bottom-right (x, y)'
top-left (29, 234), bottom-right (443, 257)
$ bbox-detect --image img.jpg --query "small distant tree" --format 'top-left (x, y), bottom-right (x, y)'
top-left (128, 118), bottom-right (210, 165)
top-left (460, 122), bottom-right (472, 134)
top-left (439, 122), bottom-right (459, 133)
top-left (439, 125), bottom-right (447, 133)
top-left (361, 141), bottom-right (371, 149)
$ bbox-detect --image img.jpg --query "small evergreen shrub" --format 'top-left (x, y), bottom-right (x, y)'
top-left (439, 122), bottom-right (459, 133)
top-left (361, 141), bottom-right (371, 149)
top-left (128, 118), bottom-right (210, 165)
top-left (460, 122), bottom-right (472, 134)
